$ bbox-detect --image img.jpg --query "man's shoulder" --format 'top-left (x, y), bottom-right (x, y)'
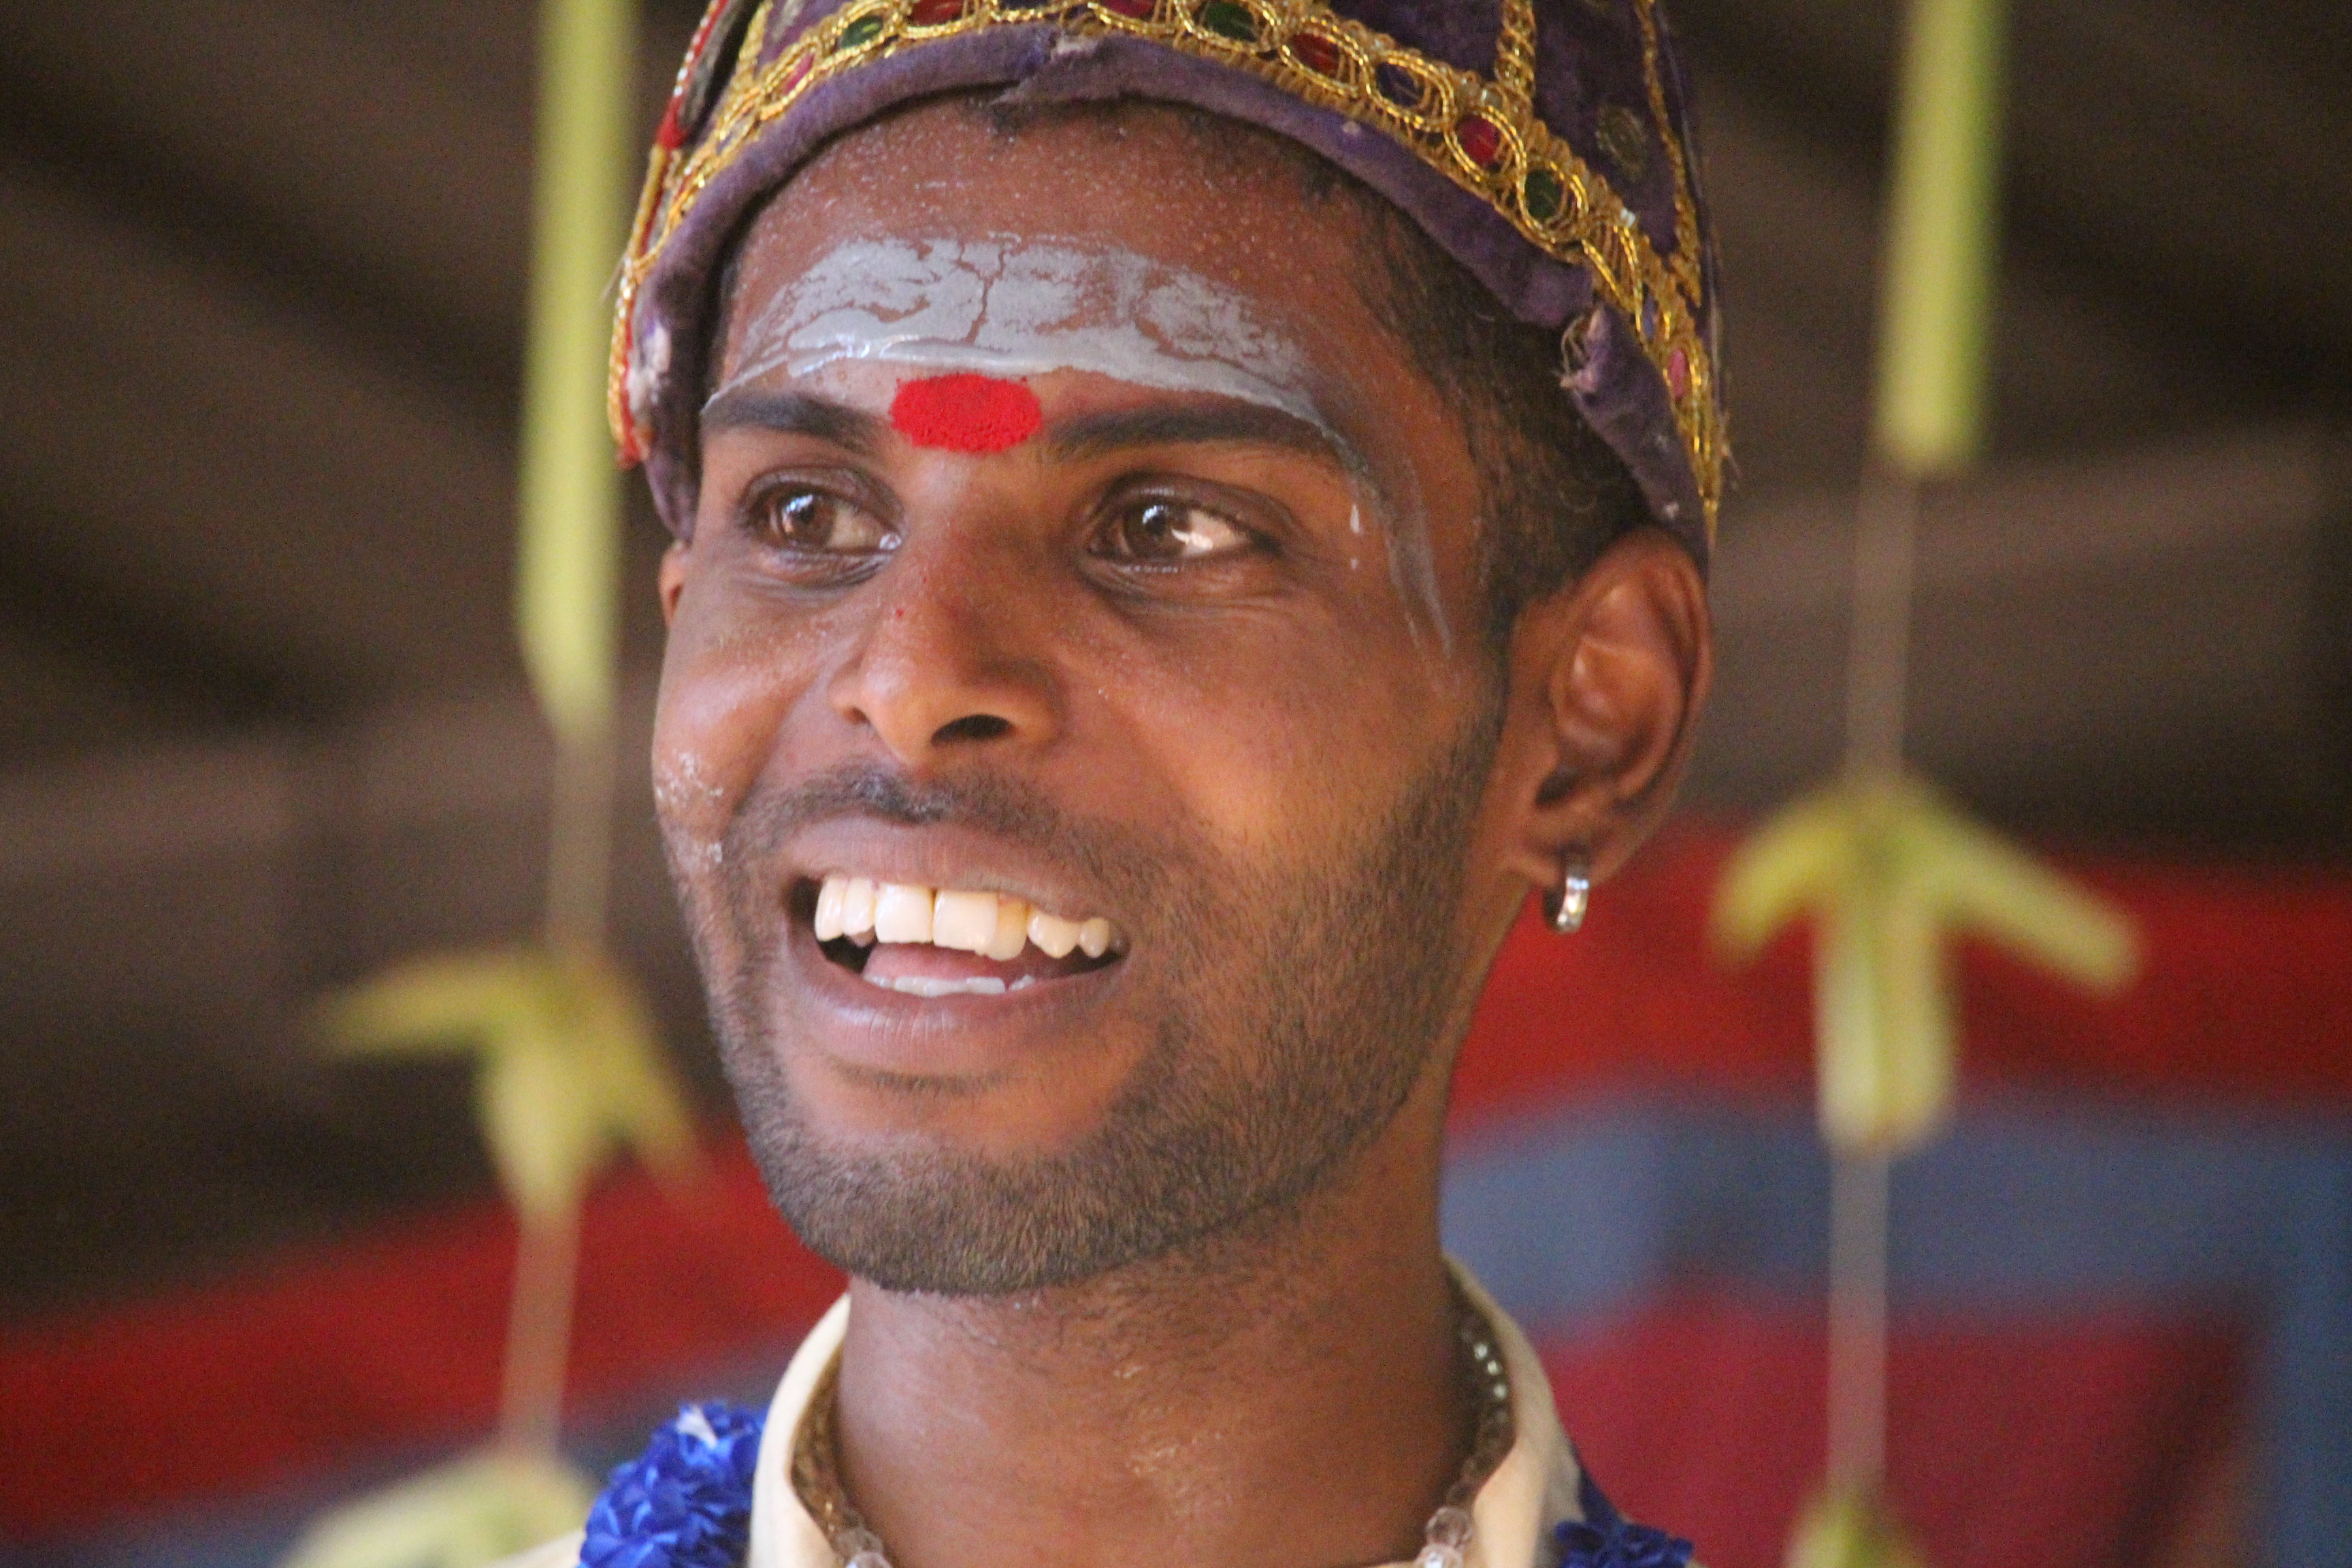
top-left (491, 1529), bottom-right (583, 1568)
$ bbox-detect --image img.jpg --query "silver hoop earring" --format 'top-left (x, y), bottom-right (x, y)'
top-left (1543, 854), bottom-right (1592, 934)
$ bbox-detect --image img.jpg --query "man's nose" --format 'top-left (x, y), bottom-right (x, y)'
top-left (826, 550), bottom-right (1062, 768)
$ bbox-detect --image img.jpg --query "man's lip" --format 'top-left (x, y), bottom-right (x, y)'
top-left (776, 826), bottom-right (1132, 1067)
top-left (854, 939), bottom-right (1097, 988)
top-left (784, 898), bottom-right (1127, 1068)
top-left (800, 926), bottom-right (1120, 1001)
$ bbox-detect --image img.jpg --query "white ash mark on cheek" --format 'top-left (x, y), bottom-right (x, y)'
top-left (657, 821), bottom-right (724, 874)
top-left (1335, 453), bottom-right (1454, 667)
top-left (651, 751), bottom-right (730, 871)
top-left (651, 750), bottom-right (727, 812)
top-left (652, 807), bottom-right (725, 873)
top-left (1382, 492), bottom-right (1449, 662)
top-left (669, 834), bottom-right (723, 872)
top-left (711, 235), bottom-right (1330, 431)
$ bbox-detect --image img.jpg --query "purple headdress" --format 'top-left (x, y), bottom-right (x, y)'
top-left (608, 0), bottom-right (1726, 561)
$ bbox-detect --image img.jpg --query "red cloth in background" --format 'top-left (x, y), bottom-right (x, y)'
top-left (0, 1143), bottom-right (836, 1538)
top-left (1538, 1301), bottom-right (2242, 1568)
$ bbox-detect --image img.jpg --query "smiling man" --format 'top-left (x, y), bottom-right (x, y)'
top-left (540, 3), bottom-right (1722, 1568)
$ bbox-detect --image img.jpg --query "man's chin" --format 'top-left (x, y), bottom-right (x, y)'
top-left (717, 1018), bottom-right (1212, 1296)
top-left (747, 1125), bottom-right (1213, 1296)
top-left (745, 989), bottom-right (1161, 1165)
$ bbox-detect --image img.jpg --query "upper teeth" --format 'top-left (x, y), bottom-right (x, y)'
top-left (812, 875), bottom-right (1123, 960)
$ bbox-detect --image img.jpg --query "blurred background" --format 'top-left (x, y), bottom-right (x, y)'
top-left (1, 1), bottom-right (2346, 1566)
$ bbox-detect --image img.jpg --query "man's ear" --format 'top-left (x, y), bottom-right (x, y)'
top-left (659, 541), bottom-right (689, 627)
top-left (1493, 527), bottom-right (1712, 894)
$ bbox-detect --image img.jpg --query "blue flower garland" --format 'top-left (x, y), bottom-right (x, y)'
top-left (581, 1403), bottom-right (766, 1568)
top-left (1554, 1473), bottom-right (1695, 1568)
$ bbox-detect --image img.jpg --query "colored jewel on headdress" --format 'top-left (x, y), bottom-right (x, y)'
top-left (659, 0), bottom-right (763, 151)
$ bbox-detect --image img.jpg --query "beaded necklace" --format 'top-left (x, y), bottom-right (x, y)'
top-left (789, 1285), bottom-right (1516, 1568)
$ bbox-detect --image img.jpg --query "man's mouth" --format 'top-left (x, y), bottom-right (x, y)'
top-left (808, 873), bottom-right (1128, 997)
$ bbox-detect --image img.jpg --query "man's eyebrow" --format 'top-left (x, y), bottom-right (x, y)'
top-left (1042, 402), bottom-right (1346, 466)
top-left (700, 388), bottom-right (885, 453)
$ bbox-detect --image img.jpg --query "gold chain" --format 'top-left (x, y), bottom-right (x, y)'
top-left (789, 1357), bottom-right (864, 1550)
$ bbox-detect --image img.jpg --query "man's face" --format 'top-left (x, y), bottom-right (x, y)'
top-left (655, 102), bottom-right (1518, 1294)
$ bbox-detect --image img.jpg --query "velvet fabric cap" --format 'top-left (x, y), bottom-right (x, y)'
top-left (610, 0), bottom-right (1725, 561)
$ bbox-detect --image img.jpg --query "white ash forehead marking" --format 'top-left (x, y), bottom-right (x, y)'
top-left (713, 236), bottom-right (1327, 428)
top-left (710, 234), bottom-right (1456, 662)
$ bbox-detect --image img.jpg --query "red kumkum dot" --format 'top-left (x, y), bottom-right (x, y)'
top-left (889, 374), bottom-right (1045, 455)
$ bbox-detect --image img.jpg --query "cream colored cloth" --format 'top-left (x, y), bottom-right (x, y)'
top-left (503, 1263), bottom-right (1593, 1568)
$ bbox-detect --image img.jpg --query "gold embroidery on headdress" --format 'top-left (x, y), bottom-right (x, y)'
top-left (1492, 0), bottom-right (1537, 115)
top-left (612, 0), bottom-right (1721, 539)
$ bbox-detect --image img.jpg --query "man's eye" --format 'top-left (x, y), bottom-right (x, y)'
top-left (1098, 500), bottom-right (1252, 564)
top-left (749, 486), bottom-right (896, 553)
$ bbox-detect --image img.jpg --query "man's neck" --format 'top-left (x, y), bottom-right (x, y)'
top-left (829, 1117), bottom-right (1469, 1568)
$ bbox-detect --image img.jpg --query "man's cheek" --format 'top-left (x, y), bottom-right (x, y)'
top-left (1132, 666), bottom-right (1439, 849)
top-left (1140, 721), bottom-right (1360, 881)
top-left (651, 637), bottom-right (796, 870)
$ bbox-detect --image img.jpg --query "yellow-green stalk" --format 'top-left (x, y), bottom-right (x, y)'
top-left (1873, 0), bottom-right (2008, 476)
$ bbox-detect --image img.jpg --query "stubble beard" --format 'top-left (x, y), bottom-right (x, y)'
top-left (672, 707), bottom-right (1501, 1297)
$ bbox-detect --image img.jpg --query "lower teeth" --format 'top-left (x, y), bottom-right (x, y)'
top-left (862, 973), bottom-right (1039, 997)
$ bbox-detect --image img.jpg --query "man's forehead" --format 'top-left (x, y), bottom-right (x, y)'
top-left (715, 101), bottom-right (1376, 374)
top-left (742, 95), bottom-right (1349, 254)
top-left (701, 105), bottom-right (1407, 463)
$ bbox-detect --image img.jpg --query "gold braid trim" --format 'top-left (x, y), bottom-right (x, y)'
top-left (1492, 0), bottom-right (1537, 114)
top-left (1633, 0), bottom-right (1720, 523)
top-left (610, 0), bottom-right (1721, 538)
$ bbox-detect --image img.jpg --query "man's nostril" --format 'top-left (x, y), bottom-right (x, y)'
top-left (932, 713), bottom-right (1013, 745)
